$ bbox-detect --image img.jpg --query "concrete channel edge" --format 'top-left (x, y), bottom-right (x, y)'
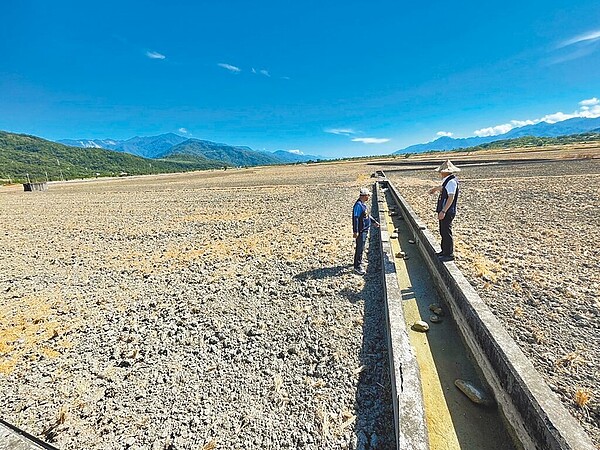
top-left (372, 183), bottom-right (430, 450)
top-left (379, 176), bottom-right (595, 450)
top-left (0, 419), bottom-right (58, 450)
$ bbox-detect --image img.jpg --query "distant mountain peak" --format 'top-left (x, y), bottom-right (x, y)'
top-left (56, 133), bottom-right (329, 165)
top-left (394, 116), bottom-right (600, 154)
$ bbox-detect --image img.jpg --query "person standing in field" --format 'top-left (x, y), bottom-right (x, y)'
top-left (428, 160), bottom-right (460, 262)
top-left (353, 187), bottom-right (380, 275)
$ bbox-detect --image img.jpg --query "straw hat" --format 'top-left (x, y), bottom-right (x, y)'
top-left (435, 160), bottom-right (461, 173)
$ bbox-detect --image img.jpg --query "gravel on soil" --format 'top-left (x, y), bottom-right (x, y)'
top-left (0, 164), bottom-right (393, 450)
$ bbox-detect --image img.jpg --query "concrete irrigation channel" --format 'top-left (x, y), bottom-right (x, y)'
top-left (0, 419), bottom-right (57, 450)
top-left (374, 171), bottom-right (595, 450)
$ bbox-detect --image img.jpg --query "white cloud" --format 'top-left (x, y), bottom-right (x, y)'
top-left (475, 118), bottom-right (538, 136)
top-left (580, 97), bottom-right (599, 106)
top-left (146, 51), bottom-right (166, 60)
top-left (579, 105), bottom-right (600, 118)
top-left (218, 63), bottom-right (241, 73)
top-left (251, 67), bottom-right (275, 77)
top-left (287, 149), bottom-right (303, 155)
top-left (538, 112), bottom-right (573, 124)
top-left (474, 124), bottom-right (513, 137)
top-left (178, 128), bottom-right (189, 134)
top-left (437, 131), bottom-right (453, 137)
top-left (544, 28), bottom-right (600, 65)
top-left (559, 30), bottom-right (600, 48)
top-left (510, 119), bottom-right (536, 127)
top-left (325, 128), bottom-right (356, 135)
top-left (473, 98), bottom-right (600, 137)
top-left (352, 137), bottom-right (390, 144)
top-left (549, 30), bottom-right (600, 65)
top-left (548, 46), bottom-right (597, 65)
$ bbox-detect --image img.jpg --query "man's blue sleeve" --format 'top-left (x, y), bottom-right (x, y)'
top-left (352, 203), bottom-right (362, 233)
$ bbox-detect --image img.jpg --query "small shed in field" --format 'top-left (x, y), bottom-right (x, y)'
top-left (23, 182), bottom-right (48, 192)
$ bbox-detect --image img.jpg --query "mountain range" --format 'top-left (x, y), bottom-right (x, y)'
top-left (160, 139), bottom-right (283, 167)
top-left (394, 116), bottom-right (600, 154)
top-left (58, 134), bottom-right (325, 164)
top-left (0, 131), bottom-right (328, 183)
top-left (0, 131), bottom-right (225, 183)
top-left (3, 125), bottom-right (600, 184)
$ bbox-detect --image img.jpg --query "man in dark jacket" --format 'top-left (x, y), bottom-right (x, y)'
top-left (353, 187), bottom-right (380, 275)
top-left (428, 160), bottom-right (460, 262)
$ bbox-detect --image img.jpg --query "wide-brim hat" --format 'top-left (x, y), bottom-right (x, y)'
top-left (435, 160), bottom-right (461, 173)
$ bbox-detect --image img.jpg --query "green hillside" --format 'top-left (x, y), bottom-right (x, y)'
top-left (164, 139), bottom-right (282, 166)
top-left (0, 131), bottom-right (226, 183)
top-left (459, 132), bottom-right (600, 152)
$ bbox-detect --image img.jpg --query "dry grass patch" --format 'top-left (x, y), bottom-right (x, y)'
top-left (457, 242), bottom-right (504, 282)
top-left (531, 328), bottom-right (547, 345)
top-left (272, 373), bottom-right (289, 406)
top-left (0, 291), bottom-right (74, 374)
top-left (575, 388), bottom-right (592, 408)
top-left (316, 407), bottom-right (357, 441)
top-left (555, 350), bottom-right (588, 374)
top-left (202, 440), bottom-right (217, 450)
top-left (356, 174), bottom-right (371, 184)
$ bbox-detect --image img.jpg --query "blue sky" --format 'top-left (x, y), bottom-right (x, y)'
top-left (1, 0), bottom-right (599, 158)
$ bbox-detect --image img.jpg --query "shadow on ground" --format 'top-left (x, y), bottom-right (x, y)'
top-left (291, 212), bottom-right (395, 447)
top-left (352, 216), bottom-right (395, 449)
top-left (293, 265), bottom-right (349, 281)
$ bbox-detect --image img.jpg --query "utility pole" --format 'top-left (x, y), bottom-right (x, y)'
top-left (57, 159), bottom-right (64, 181)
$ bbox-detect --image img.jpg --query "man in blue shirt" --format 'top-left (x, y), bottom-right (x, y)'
top-left (353, 187), bottom-right (380, 275)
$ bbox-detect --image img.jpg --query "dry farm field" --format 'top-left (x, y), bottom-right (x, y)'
top-left (0, 164), bottom-right (393, 450)
top-left (1, 144), bottom-right (599, 449)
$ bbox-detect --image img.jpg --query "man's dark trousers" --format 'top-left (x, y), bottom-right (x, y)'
top-left (354, 230), bottom-right (368, 269)
top-left (439, 213), bottom-right (455, 256)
